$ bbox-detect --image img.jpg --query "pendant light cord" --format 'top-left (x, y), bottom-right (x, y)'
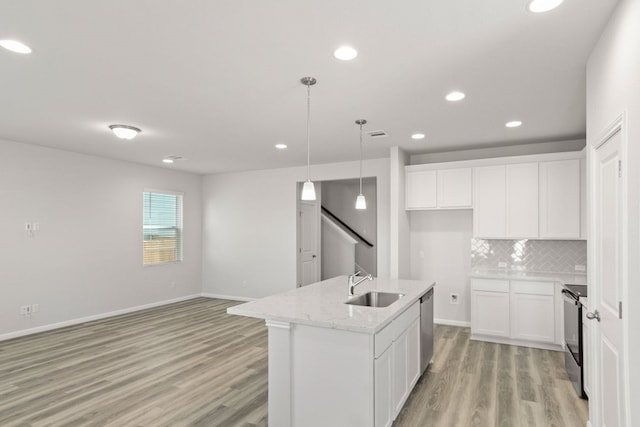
top-left (359, 122), bottom-right (363, 194)
top-left (306, 84), bottom-right (311, 181)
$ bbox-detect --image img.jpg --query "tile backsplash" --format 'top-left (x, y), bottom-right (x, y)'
top-left (471, 239), bottom-right (587, 273)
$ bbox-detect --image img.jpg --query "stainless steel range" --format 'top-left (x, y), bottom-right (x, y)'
top-left (561, 283), bottom-right (588, 399)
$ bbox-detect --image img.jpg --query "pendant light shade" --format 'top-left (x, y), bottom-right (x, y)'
top-left (301, 180), bottom-right (316, 201)
top-left (300, 76), bottom-right (317, 201)
top-left (355, 119), bottom-right (367, 210)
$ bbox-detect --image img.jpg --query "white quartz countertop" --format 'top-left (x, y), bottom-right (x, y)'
top-left (227, 276), bottom-right (435, 334)
top-left (469, 269), bottom-right (587, 286)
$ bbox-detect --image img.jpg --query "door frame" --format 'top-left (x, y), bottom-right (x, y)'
top-left (296, 182), bottom-right (321, 287)
top-left (588, 112), bottom-right (631, 425)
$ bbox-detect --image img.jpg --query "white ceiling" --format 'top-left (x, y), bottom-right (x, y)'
top-left (0, 0), bottom-right (618, 174)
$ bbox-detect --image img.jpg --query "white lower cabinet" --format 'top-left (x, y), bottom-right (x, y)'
top-left (374, 302), bottom-right (421, 427)
top-left (510, 281), bottom-right (555, 343)
top-left (470, 279), bottom-right (510, 338)
top-left (471, 278), bottom-right (560, 349)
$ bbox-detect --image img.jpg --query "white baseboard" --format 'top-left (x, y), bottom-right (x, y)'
top-left (435, 318), bottom-right (471, 328)
top-left (470, 334), bottom-right (564, 352)
top-left (586, 421), bottom-right (592, 427)
top-left (201, 292), bottom-right (256, 302)
top-left (0, 294), bottom-right (201, 342)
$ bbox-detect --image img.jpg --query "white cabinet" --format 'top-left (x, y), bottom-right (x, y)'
top-left (539, 159), bottom-right (581, 239)
top-left (506, 163), bottom-right (539, 238)
top-left (375, 348), bottom-right (393, 427)
top-left (510, 281), bottom-right (555, 343)
top-left (406, 168), bottom-right (472, 210)
top-left (374, 302), bottom-right (421, 426)
top-left (437, 168), bottom-right (472, 208)
top-left (470, 279), bottom-right (510, 338)
top-left (473, 165), bottom-right (506, 238)
top-left (406, 170), bottom-right (437, 209)
top-left (471, 278), bottom-right (561, 349)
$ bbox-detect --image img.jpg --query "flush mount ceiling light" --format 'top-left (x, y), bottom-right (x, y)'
top-left (275, 143), bottom-right (288, 150)
top-left (411, 133), bottom-right (425, 140)
top-left (162, 155), bottom-right (184, 164)
top-left (109, 124), bottom-right (141, 140)
top-left (0, 39), bottom-right (32, 54)
top-left (300, 77), bottom-right (317, 201)
top-left (528, 0), bottom-right (563, 13)
top-left (445, 91), bottom-right (465, 102)
top-left (355, 119), bottom-right (368, 210)
top-left (162, 158), bottom-right (174, 164)
top-left (505, 120), bottom-right (523, 128)
top-left (333, 46), bottom-right (358, 61)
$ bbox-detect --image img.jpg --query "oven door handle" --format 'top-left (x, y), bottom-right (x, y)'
top-left (561, 289), bottom-right (579, 306)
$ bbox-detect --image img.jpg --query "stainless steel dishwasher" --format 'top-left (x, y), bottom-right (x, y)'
top-left (420, 287), bottom-right (434, 373)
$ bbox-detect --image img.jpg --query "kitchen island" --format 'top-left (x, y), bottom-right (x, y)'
top-left (228, 276), bottom-right (435, 427)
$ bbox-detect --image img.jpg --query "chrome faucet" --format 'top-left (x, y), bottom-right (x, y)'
top-left (348, 271), bottom-right (373, 296)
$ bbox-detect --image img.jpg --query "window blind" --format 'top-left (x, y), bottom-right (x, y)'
top-left (143, 191), bottom-right (183, 265)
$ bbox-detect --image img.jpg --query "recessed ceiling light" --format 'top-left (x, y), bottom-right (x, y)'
top-left (162, 158), bottom-right (174, 164)
top-left (334, 46), bottom-right (358, 61)
top-left (411, 133), bottom-right (426, 140)
top-left (506, 120), bottom-right (523, 128)
top-left (445, 91), bottom-right (465, 102)
top-left (275, 143), bottom-right (287, 149)
top-left (528, 0), bottom-right (563, 13)
top-left (109, 124), bottom-right (141, 140)
top-left (0, 39), bottom-right (32, 54)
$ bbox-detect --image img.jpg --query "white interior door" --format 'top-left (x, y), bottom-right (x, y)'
top-left (591, 126), bottom-right (627, 426)
top-left (299, 201), bottom-right (319, 286)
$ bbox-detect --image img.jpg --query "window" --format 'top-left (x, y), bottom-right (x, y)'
top-left (143, 191), bottom-right (183, 265)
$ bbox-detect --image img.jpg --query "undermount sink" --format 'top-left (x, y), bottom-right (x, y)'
top-left (345, 291), bottom-right (405, 308)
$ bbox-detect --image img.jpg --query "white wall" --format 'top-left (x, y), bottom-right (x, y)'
top-left (409, 210), bottom-right (473, 325)
top-left (390, 147), bottom-right (411, 279)
top-left (0, 139), bottom-right (203, 338)
top-left (321, 217), bottom-right (356, 280)
top-left (587, 0), bottom-right (640, 423)
top-left (202, 158), bottom-right (390, 299)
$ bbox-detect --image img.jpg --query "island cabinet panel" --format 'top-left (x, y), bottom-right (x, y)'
top-left (392, 332), bottom-right (409, 416)
top-left (374, 349), bottom-right (393, 427)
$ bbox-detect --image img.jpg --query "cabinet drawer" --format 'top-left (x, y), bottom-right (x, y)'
top-left (511, 280), bottom-right (554, 296)
top-left (375, 302), bottom-right (420, 358)
top-left (470, 278), bottom-right (509, 293)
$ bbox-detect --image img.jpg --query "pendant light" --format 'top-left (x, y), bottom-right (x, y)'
top-left (300, 76), bottom-right (317, 201)
top-left (355, 119), bottom-right (367, 210)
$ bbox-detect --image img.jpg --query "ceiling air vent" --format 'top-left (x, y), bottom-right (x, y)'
top-left (367, 130), bottom-right (388, 138)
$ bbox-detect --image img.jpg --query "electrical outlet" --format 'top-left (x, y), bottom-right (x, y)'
top-left (32, 304), bottom-right (39, 313)
top-left (498, 262), bottom-right (508, 268)
top-left (20, 305), bottom-right (31, 315)
top-left (574, 265), bottom-right (586, 272)
top-left (449, 293), bottom-right (459, 304)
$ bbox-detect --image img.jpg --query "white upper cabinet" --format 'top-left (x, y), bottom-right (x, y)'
top-left (539, 159), bottom-right (581, 239)
top-left (406, 168), bottom-right (472, 210)
top-left (473, 165), bottom-right (506, 238)
top-left (405, 170), bottom-right (437, 209)
top-left (437, 168), bottom-right (472, 208)
top-left (506, 163), bottom-right (539, 238)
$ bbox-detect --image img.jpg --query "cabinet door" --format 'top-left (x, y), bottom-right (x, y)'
top-left (511, 293), bottom-right (555, 343)
top-left (539, 159), bottom-right (581, 239)
top-left (406, 318), bottom-right (421, 389)
top-left (375, 348), bottom-right (393, 427)
top-left (510, 281), bottom-right (555, 343)
top-left (392, 332), bottom-right (408, 417)
top-left (473, 165), bottom-right (506, 238)
top-left (506, 163), bottom-right (539, 238)
top-left (437, 168), bottom-right (472, 208)
top-left (471, 290), bottom-right (510, 338)
top-left (406, 170), bottom-right (437, 209)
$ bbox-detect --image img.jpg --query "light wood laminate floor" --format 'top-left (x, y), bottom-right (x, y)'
top-left (0, 298), bottom-right (588, 426)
